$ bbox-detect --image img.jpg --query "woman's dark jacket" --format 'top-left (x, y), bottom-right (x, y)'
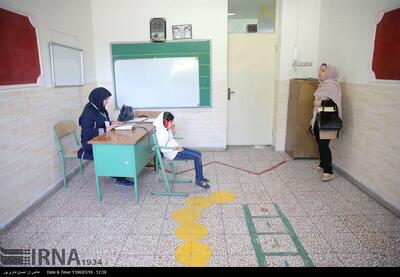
top-left (77, 87), bottom-right (112, 160)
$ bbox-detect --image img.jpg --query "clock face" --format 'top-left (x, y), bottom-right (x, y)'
top-left (150, 18), bottom-right (166, 41)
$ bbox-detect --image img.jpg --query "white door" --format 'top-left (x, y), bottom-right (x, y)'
top-left (227, 33), bottom-right (276, 145)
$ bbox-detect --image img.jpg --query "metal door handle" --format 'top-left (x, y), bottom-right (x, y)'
top-left (228, 88), bottom-right (236, 100)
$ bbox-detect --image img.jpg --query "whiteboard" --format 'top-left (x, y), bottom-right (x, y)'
top-left (49, 42), bottom-right (84, 87)
top-left (114, 57), bottom-right (200, 108)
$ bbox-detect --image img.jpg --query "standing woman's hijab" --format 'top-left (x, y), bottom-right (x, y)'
top-left (311, 64), bottom-right (342, 128)
top-left (88, 87), bottom-right (112, 111)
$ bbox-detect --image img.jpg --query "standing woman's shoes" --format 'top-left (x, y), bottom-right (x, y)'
top-left (321, 173), bottom-right (335, 182)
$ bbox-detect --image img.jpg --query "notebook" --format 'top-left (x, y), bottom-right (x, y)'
top-left (114, 122), bottom-right (135, 131)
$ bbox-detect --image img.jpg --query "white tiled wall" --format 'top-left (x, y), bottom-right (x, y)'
top-left (331, 82), bottom-right (400, 211)
top-left (0, 84), bottom-right (96, 230)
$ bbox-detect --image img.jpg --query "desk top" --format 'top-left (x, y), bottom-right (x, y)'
top-left (89, 123), bottom-right (153, 145)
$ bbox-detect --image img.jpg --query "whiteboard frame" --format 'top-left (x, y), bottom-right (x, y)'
top-left (49, 42), bottom-right (85, 87)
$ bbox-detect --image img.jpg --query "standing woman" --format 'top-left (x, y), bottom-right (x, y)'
top-left (77, 87), bottom-right (133, 186)
top-left (310, 64), bottom-right (342, 182)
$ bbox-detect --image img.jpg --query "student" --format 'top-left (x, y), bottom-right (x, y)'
top-left (153, 111), bottom-right (210, 189)
top-left (310, 63), bottom-right (342, 182)
top-left (77, 87), bottom-right (133, 186)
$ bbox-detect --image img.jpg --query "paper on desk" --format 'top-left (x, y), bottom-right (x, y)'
top-left (127, 118), bottom-right (157, 123)
top-left (114, 123), bottom-right (135, 131)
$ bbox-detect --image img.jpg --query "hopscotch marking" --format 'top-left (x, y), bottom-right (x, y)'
top-left (243, 203), bottom-right (314, 267)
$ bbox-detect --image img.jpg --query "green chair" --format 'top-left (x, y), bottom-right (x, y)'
top-left (53, 120), bottom-right (83, 187)
top-left (150, 131), bottom-right (191, 197)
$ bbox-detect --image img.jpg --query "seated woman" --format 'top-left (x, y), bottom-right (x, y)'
top-left (77, 87), bottom-right (133, 186)
top-left (153, 111), bottom-right (210, 189)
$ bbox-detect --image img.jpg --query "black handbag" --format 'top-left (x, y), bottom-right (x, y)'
top-left (317, 100), bottom-right (342, 130)
top-left (117, 105), bottom-right (134, 122)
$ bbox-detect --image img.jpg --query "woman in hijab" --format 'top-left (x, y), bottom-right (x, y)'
top-left (310, 64), bottom-right (342, 182)
top-left (153, 111), bottom-right (210, 189)
top-left (77, 87), bottom-right (133, 186)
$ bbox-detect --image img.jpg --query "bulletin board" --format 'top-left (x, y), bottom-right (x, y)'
top-left (371, 6), bottom-right (400, 81)
top-left (49, 42), bottom-right (85, 87)
top-left (0, 6), bottom-right (43, 89)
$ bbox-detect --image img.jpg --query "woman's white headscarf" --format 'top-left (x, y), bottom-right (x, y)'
top-left (310, 64), bottom-right (343, 128)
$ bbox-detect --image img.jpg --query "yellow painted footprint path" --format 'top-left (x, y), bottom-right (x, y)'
top-left (172, 191), bottom-right (236, 267)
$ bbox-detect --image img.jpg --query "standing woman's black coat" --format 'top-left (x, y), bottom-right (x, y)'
top-left (77, 87), bottom-right (112, 160)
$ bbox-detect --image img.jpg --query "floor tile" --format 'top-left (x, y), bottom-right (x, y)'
top-left (2, 146), bottom-right (399, 267)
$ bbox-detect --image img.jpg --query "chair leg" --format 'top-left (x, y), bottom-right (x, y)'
top-left (170, 163), bottom-right (177, 180)
top-left (158, 162), bottom-right (192, 183)
top-left (61, 158), bottom-right (67, 187)
top-left (96, 175), bottom-right (102, 202)
top-left (151, 150), bottom-right (188, 197)
top-left (170, 163), bottom-right (192, 183)
top-left (79, 159), bottom-right (83, 174)
top-left (159, 155), bottom-right (172, 193)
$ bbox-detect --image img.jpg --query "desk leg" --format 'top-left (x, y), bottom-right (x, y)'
top-left (133, 174), bottom-right (138, 205)
top-left (96, 175), bottom-right (102, 202)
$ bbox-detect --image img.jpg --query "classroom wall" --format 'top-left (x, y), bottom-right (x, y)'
top-left (273, 0), bottom-right (321, 150)
top-left (0, 0), bottom-right (97, 230)
top-left (90, 0), bottom-right (228, 149)
top-left (318, 0), bottom-right (400, 212)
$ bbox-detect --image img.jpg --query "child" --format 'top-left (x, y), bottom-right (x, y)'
top-left (153, 111), bottom-right (210, 189)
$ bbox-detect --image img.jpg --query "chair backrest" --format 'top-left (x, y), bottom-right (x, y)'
top-left (150, 130), bottom-right (160, 153)
top-left (53, 120), bottom-right (80, 153)
top-left (54, 120), bottom-right (76, 139)
top-left (151, 129), bottom-right (168, 159)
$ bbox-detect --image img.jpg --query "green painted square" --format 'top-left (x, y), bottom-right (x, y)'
top-left (253, 218), bottom-right (287, 233)
top-left (200, 90), bottom-right (211, 106)
top-left (258, 234), bottom-right (297, 253)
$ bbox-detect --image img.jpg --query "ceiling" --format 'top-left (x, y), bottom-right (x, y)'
top-left (228, 0), bottom-right (275, 19)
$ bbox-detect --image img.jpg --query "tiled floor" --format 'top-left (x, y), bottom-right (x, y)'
top-left (1, 146), bottom-right (399, 267)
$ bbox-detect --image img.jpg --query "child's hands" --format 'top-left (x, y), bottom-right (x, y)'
top-left (175, 146), bottom-right (183, 152)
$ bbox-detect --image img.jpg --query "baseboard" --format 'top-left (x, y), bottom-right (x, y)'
top-left (333, 162), bottom-right (400, 218)
top-left (0, 163), bottom-right (87, 234)
top-left (196, 147), bottom-right (227, 152)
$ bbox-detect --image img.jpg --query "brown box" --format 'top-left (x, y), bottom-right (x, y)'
top-left (285, 79), bottom-right (319, 159)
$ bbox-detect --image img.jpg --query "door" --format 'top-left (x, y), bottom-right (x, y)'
top-left (227, 33), bottom-right (276, 145)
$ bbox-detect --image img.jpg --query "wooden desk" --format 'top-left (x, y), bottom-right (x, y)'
top-left (89, 123), bottom-right (155, 204)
